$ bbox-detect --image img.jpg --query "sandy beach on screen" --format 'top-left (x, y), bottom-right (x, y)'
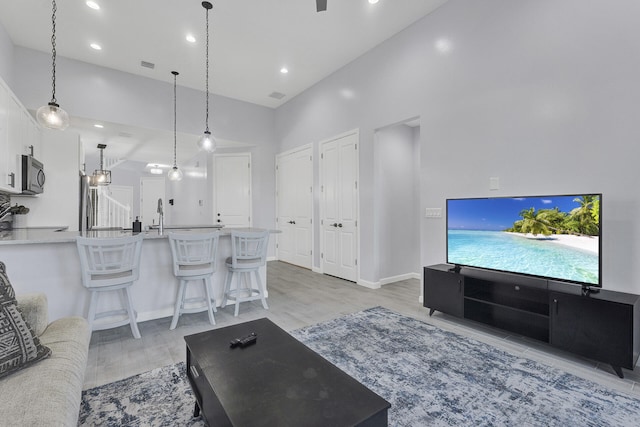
top-left (506, 232), bottom-right (598, 254)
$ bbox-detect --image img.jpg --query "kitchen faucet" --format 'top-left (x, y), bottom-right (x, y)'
top-left (157, 198), bottom-right (164, 234)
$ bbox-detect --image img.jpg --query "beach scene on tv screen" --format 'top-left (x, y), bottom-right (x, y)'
top-left (447, 195), bottom-right (600, 285)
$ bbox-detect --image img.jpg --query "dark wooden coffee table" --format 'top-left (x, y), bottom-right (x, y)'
top-left (184, 318), bottom-right (391, 427)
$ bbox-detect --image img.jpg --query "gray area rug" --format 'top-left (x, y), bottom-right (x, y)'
top-left (79, 307), bottom-right (640, 426)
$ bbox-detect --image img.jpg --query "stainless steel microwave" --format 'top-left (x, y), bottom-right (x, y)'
top-left (21, 155), bottom-right (45, 195)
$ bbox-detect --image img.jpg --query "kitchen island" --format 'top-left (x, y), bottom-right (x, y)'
top-left (0, 227), bottom-right (275, 322)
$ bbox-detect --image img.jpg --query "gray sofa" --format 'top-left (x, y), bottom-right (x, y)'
top-left (0, 293), bottom-right (90, 426)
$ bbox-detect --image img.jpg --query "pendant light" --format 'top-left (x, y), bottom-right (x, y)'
top-left (168, 71), bottom-right (184, 182)
top-left (196, 1), bottom-right (217, 152)
top-left (36, 0), bottom-right (69, 130)
top-left (90, 144), bottom-right (111, 186)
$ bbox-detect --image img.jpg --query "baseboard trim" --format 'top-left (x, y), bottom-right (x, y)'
top-left (136, 289), bottom-right (271, 322)
top-left (357, 279), bottom-right (381, 289)
top-left (379, 272), bottom-right (420, 286)
top-left (358, 272), bottom-right (421, 289)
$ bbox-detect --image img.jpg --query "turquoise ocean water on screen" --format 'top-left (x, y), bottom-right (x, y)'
top-left (447, 230), bottom-right (599, 284)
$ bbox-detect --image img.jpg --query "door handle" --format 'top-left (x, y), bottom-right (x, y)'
top-left (217, 219), bottom-right (221, 223)
top-left (331, 223), bottom-right (338, 227)
top-left (338, 223), bottom-right (343, 228)
top-left (288, 220), bottom-right (296, 224)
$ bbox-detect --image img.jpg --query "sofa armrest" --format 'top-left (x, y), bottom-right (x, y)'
top-left (16, 293), bottom-right (49, 337)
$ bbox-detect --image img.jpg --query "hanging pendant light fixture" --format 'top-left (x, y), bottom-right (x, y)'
top-left (168, 71), bottom-right (184, 182)
top-left (90, 144), bottom-right (111, 186)
top-left (36, 0), bottom-right (69, 130)
top-left (197, 1), bottom-right (216, 152)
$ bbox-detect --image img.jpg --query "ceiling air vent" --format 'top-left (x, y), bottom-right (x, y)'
top-left (140, 60), bottom-right (155, 69)
top-left (268, 91), bottom-right (286, 100)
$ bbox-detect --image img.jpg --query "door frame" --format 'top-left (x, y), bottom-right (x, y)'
top-left (275, 143), bottom-right (314, 268)
top-left (212, 152), bottom-right (252, 227)
top-left (319, 129), bottom-right (360, 283)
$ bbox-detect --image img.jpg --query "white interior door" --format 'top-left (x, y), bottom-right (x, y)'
top-left (140, 177), bottom-right (165, 228)
top-left (320, 131), bottom-right (359, 282)
top-left (276, 145), bottom-right (313, 269)
top-left (214, 153), bottom-right (251, 227)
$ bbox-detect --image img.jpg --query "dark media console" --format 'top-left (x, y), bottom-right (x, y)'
top-left (424, 264), bottom-right (640, 378)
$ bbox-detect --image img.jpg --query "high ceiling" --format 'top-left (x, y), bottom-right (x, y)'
top-left (0, 0), bottom-right (447, 169)
top-left (0, 0), bottom-right (448, 108)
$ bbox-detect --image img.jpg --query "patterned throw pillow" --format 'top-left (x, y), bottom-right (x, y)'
top-left (0, 261), bottom-right (51, 378)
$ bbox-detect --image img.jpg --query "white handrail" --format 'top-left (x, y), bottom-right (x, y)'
top-left (91, 187), bottom-right (132, 228)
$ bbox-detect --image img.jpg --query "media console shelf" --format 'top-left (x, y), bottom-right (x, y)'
top-left (423, 264), bottom-right (640, 378)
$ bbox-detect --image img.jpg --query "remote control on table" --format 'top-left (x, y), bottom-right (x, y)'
top-left (230, 332), bottom-right (257, 348)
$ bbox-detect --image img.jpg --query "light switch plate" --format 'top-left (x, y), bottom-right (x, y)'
top-left (425, 208), bottom-right (442, 218)
top-left (489, 176), bottom-right (500, 191)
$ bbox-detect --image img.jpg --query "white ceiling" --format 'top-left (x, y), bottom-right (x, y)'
top-left (0, 0), bottom-right (446, 168)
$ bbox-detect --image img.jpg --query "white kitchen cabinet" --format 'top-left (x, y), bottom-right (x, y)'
top-left (0, 76), bottom-right (42, 194)
top-left (0, 82), bottom-right (18, 193)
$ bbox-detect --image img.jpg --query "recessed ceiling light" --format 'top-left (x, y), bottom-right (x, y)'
top-left (186, 34), bottom-right (196, 43)
top-left (435, 38), bottom-right (453, 53)
top-left (86, 1), bottom-right (100, 10)
top-left (93, 124), bottom-right (104, 128)
top-left (280, 67), bottom-right (289, 74)
top-left (369, 0), bottom-right (379, 4)
top-left (90, 43), bottom-right (102, 50)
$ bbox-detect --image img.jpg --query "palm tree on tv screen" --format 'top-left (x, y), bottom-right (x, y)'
top-left (518, 207), bottom-right (553, 236)
top-left (568, 195), bottom-right (600, 236)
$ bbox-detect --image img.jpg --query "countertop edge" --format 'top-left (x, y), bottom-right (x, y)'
top-left (0, 228), bottom-right (280, 246)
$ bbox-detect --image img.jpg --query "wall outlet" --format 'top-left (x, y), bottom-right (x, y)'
top-left (425, 208), bottom-right (442, 218)
top-left (489, 176), bottom-right (500, 190)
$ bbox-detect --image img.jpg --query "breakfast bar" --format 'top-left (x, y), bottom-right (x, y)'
top-left (0, 227), bottom-right (275, 322)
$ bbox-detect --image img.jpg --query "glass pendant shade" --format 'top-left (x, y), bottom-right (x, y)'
top-left (168, 166), bottom-right (183, 181)
top-left (197, 130), bottom-right (216, 152)
top-left (169, 70), bottom-right (183, 181)
top-left (39, 0), bottom-right (68, 131)
top-left (198, 1), bottom-right (216, 152)
top-left (36, 102), bottom-right (69, 130)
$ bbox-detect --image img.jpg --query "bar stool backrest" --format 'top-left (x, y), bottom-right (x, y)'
top-left (76, 234), bottom-right (144, 289)
top-left (229, 230), bottom-right (269, 270)
top-left (168, 232), bottom-right (220, 278)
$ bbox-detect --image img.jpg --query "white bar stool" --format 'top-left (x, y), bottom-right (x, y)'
top-left (168, 232), bottom-right (219, 330)
top-left (76, 234), bottom-right (144, 339)
top-left (221, 230), bottom-right (270, 316)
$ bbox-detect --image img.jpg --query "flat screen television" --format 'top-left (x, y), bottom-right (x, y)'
top-left (446, 194), bottom-right (601, 288)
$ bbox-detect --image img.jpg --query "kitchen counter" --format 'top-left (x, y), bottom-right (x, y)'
top-left (0, 226), bottom-right (271, 245)
top-left (0, 227), bottom-right (278, 322)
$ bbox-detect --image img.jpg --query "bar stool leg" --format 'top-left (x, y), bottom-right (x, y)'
top-left (124, 287), bottom-right (141, 339)
top-left (234, 274), bottom-right (241, 317)
top-left (87, 291), bottom-right (99, 332)
top-left (221, 271), bottom-right (232, 308)
top-left (170, 280), bottom-right (187, 330)
top-left (203, 277), bottom-right (216, 325)
top-left (255, 270), bottom-right (269, 310)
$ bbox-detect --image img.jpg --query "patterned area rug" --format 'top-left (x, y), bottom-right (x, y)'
top-left (79, 307), bottom-right (640, 426)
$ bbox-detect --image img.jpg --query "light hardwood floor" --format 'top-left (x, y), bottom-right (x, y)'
top-left (84, 261), bottom-right (640, 399)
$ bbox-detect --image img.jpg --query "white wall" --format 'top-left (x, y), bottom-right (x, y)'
top-left (0, 22), bottom-right (13, 88)
top-left (374, 123), bottom-right (420, 282)
top-left (275, 0), bottom-right (640, 294)
top-left (11, 130), bottom-right (80, 230)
